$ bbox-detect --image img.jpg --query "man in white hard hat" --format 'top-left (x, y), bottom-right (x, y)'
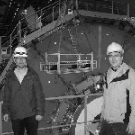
top-left (2, 46), bottom-right (45, 135)
top-left (98, 42), bottom-right (135, 135)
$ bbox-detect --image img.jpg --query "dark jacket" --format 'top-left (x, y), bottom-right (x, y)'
top-left (2, 66), bottom-right (45, 120)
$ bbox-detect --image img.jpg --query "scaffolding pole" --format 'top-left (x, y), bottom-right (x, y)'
top-left (0, 37), bottom-right (2, 63)
top-left (98, 26), bottom-right (102, 71)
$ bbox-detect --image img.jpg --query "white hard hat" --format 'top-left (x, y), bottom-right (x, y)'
top-left (13, 46), bottom-right (28, 57)
top-left (106, 42), bottom-right (124, 55)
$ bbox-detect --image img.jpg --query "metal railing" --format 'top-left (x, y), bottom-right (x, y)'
top-left (0, 0), bottom-right (134, 134)
top-left (0, 0), bottom-right (134, 88)
top-left (40, 53), bottom-right (97, 74)
top-left (2, 0), bottom-right (61, 48)
top-left (0, 1), bottom-right (62, 86)
top-left (78, 1), bottom-right (129, 15)
top-left (0, 92), bottom-right (103, 135)
top-left (2, 0), bottom-right (135, 49)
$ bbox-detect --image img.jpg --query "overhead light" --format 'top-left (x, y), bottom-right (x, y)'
top-left (48, 81), bottom-right (51, 83)
top-left (16, 8), bottom-right (19, 11)
top-left (68, 9), bottom-right (73, 15)
top-left (24, 9), bottom-right (27, 15)
top-left (9, 2), bottom-right (12, 7)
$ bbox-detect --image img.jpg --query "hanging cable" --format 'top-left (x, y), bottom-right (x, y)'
top-left (68, 27), bottom-right (79, 55)
top-left (67, 18), bottom-right (81, 60)
top-left (67, 0), bottom-right (81, 59)
top-left (58, 0), bottom-right (67, 53)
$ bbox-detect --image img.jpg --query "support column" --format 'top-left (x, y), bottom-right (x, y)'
top-left (0, 36), bottom-right (5, 63)
top-left (98, 26), bottom-right (102, 71)
top-left (17, 21), bottom-right (21, 43)
top-left (76, 0), bottom-right (78, 9)
top-left (112, 1), bottom-right (114, 14)
top-left (84, 92), bottom-right (88, 135)
top-left (0, 37), bottom-right (2, 63)
top-left (0, 101), bottom-right (3, 135)
top-left (52, 6), bottom-right (54, 21)
top-left (127, 3), bottom-right (130, 17)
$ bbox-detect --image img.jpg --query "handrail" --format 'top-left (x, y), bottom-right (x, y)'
top-left (0, 100), bottom-right (2, 135)
top-left (0, 92), bottom-right (103, 135)
top-left (1, 1), bottom-right (60, 46)
top-left (42, 52), bottom-right (97, 74)
top-left (0, 1), bottom-right (61, 85)
top-left (20, 0), bottom-right (60, 22)
top-left (1, 0), bottom-right (135, 85)
top-left (78, 1), bottom-right (128, 15)
top-left (77, 1), bottom-right (135, 27)
top-left (2, 0), bottom-right (61, 48)
top-left (2, 0), bottom-right (135, 48)
top-left (1, 0), bottom-right (134, 134)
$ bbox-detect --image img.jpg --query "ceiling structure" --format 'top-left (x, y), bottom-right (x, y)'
top-left (0, 0), bottom-right (135, 37)
top-left (0, 0), bottom-right (52, 36)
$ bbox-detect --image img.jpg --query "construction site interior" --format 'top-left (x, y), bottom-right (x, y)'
top-left (0, 0), bottom-right (135, 135)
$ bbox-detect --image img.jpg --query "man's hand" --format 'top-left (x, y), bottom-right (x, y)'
top-left (35, 115), bottom-right (43, 121)
top-left (126, 122), bottom-right (135, 134)
top-left (3, 114), bottom-right (9, 122)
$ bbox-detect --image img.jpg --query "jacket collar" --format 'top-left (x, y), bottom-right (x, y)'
top-left (107, 62), bottom-right (130, 83)
top-left (8, 66), bottom-right (34, 80)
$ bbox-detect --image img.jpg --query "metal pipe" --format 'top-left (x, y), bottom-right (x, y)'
top-left (0, 36), bottom-right (6, 62)
top-left (0, 37), bottom-right (2, 63)
top-left (45, 93), bottom-right (103, 100)
top-left (127, 3), bottom-right (130, 17)
top-left (0, 101), bottom-right (3, 135)
top-left (40, 9), bottom-right (43, 30)
top-left (98, 25), bottom-right (102, 71)
top-left (76, 0), bottom-right (78, 10)
top-left (57, 53), bottom-right (61, 74)
top-left (18, 21), bottom-right (21, 42)
top-left (84, 92), bottom-right (88, 135)
top-left (112, 1), bottom-right (114, 14)
top-left (0, 93), bottom-right (103, 134)
top-left (59, 0), bottom-right (61, 16)
top-left (91, 52), bottom-right (94, 71)
top-left (52, 6), bottom-right (54, 21)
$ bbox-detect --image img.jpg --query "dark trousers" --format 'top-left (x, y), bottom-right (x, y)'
top-left (11, 115), bottom-right (38, 135)
top-left (99, 120), bottom-right (129, 135)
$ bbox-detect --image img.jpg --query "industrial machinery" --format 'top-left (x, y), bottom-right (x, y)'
top-left (50, 74), bottom-right (104, 135)
top-left (1, 0), bottom-right (135, 135)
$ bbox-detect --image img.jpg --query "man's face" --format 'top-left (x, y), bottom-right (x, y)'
top-left (108, 51), bottom-right (123, 69)
top-left (14, 57), bottom-right (27, 68)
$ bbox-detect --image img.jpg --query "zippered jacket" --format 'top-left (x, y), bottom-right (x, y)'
top-left (2, 66), bottom-right (45, 120)
top-left (101, 63), bottom-right (135, 127)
